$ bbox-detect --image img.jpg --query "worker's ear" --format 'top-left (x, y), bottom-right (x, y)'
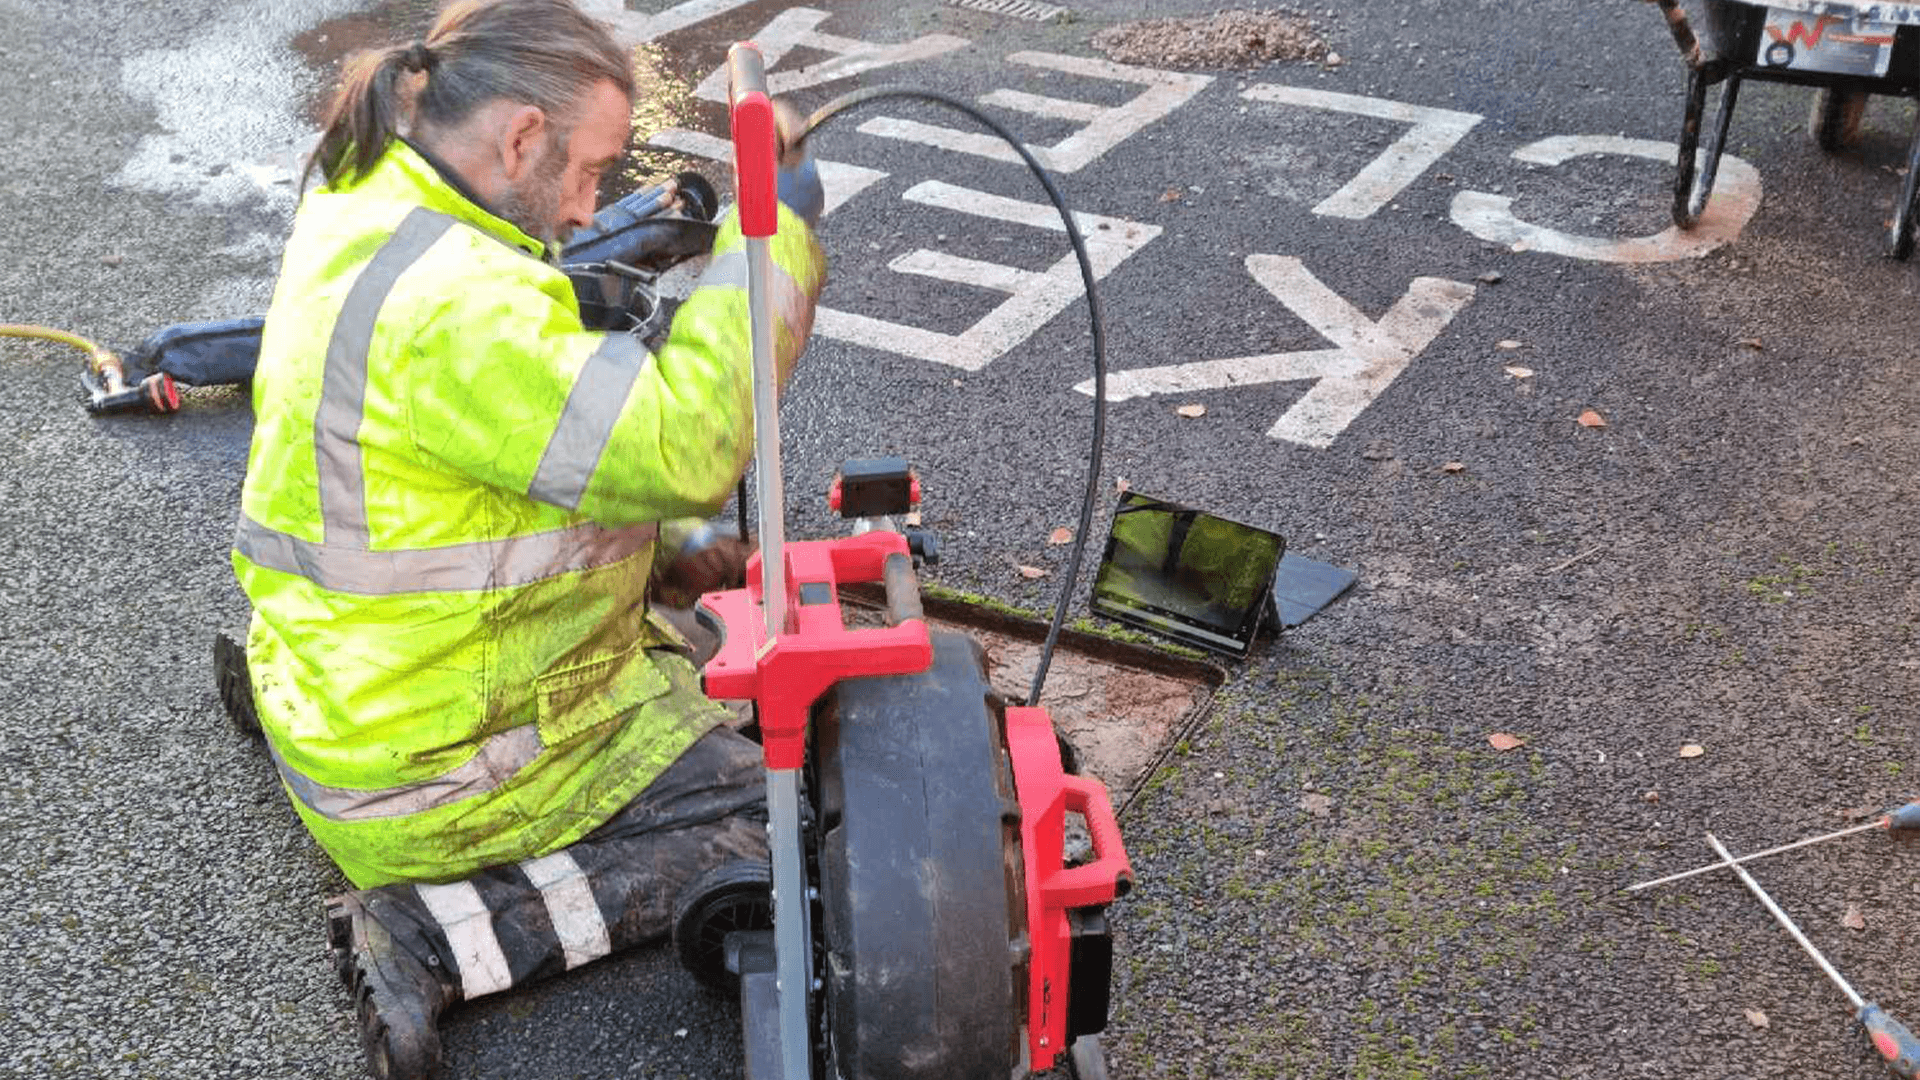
top-left (497, 104), bottom-right (550, 183)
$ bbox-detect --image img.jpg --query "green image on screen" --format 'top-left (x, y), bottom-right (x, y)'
top-left (1092, 494), bottom-right (1284, 655)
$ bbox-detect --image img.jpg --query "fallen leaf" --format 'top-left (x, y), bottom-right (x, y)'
top-left (1175, 403), bottom-right (1207, 418)
top-left (1478, 271), bottom-right (1503, 284)
top-left (904, 511), bottom-right (923, 526)
top-left (1015, 565), bottom-right (1048, 580)
top-left (1643, 790), bottom-right (1661, 803)
top-left (1159, 187), bottom-right (1184, 202)
top-left (1496, 339), bottom-right (1524, 351)
top-left (1737, 338), bottom-right (1764, 351)
top-left (1299, 792), bottom-right (1334, 817)
top-left (1577, 409), bottom-right (1607, 428)
top-left (1442, 461), bottom-right (1466, 474)
top-left (1744, 1008), bottom-right (1770, 1030)
top-left (1843, 904), bottom-right (1866, 931)
top-left (1678, 743), bottom-right (1705, 758)
top-left (1114, 476), bottom-right (1131, 494)
top-left (1504, 365), bottom-right (1535, 379)
top-left (1510, 239), bottom-right (1531, 253)
top-left (1048, 527), bottom-right (1074, 545)
top-left (1488, 732), bottom-right (1525, 751)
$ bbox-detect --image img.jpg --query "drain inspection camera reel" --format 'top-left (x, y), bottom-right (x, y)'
top-left (666, 43), bottom-right (1135, 1080)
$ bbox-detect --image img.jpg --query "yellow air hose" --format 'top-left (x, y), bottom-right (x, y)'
top-left (0, 322), bottom-right (118, 369)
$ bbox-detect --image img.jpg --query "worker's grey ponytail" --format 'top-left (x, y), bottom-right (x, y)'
top-left (305, 0), bottom-right (635, 190)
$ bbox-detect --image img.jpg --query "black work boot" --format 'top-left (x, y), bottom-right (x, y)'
top-left (213, 633), bottom-right (262, 738)
top-left (326, 893), bottom-right (453, 1080)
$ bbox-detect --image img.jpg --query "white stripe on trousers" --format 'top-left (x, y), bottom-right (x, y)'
top-left (520, 851), bottom-right (613, 970)
top-left (413, 879), bottom-right (514, 1000)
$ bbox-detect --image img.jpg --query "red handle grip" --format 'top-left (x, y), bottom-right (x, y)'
top-left (1044, 775), bottom-right (1134, 907)
top-left (726, 42), bottom-right (778, 238)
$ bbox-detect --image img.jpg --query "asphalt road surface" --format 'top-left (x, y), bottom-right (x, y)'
top-left (6, 0), bottom-right (1920, 1078)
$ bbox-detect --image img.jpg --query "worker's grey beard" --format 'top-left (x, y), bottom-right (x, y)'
top-left (496, 139), bottom-right (572, 248)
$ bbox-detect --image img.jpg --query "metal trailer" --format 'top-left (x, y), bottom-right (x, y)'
top-left (1651, 0), bottom-right (1920, 255)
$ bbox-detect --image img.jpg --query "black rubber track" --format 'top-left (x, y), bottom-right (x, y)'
top-left (812, 631), bottom-right (1026, 1080)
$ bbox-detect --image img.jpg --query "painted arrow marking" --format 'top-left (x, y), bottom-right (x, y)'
top-left (691, 7), bottom-right (966, 102)
top-left (1077, 257), bottom-right (1476, 449)
top-left (578, 0), bottom-right (763, 45)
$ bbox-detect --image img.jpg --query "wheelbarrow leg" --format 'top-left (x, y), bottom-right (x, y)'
top-left (1810, 88), bottom-right (1870, 153)
top-left (1886, 105), bottom-right (1920, 260)
top-left (1678, 69), bottom-right (1742, 228)
top-left (1671, 66), bottom-right (1710, 228)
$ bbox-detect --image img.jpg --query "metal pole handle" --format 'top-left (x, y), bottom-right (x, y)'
top-left (727, 42), bottom-right (788, 643)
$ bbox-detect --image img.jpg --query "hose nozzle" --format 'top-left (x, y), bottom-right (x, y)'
top-left (3, 322), bottom-right (182, 415)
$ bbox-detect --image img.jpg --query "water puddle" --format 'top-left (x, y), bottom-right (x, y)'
top-left (616, 41), bottom-right (725, 205)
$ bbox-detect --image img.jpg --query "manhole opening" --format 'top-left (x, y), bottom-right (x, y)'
top-left (841, 586), bottom-right (1226, 812)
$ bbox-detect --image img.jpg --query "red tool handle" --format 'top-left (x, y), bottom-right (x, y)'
top-left (726, 43), bottom-right (779, 238)
top-left (1043, 775), bottom-right (1134, 907)
top-left (1862, 1005), bottom-right (1920, 1079)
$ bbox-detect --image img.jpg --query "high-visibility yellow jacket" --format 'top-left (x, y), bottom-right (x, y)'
top-left (233, 140), bottom-right (823, 887)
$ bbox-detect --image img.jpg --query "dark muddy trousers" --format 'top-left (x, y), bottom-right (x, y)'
top-left (345, 725), bottom-right (769, 1001)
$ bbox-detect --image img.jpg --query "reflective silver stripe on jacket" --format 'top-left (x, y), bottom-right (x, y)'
top-left (236, 516), bottom-right (659, 595)
top-left (528, 333), bottom-right (651, 510)
top-left (696, 247), bottom-right (813, 372)
top-left (701, 247), bottom-right (809, 322)
top-left (269, 723), bottom-right (543, 822)
top-left (316, 208), bottom-right (454, 547)
top-left (701, 248), bottom-right (749, 289)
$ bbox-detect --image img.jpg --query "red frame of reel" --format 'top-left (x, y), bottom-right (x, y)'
top-left (699, 531), bottom-right (932, 770)
top-left (1005, 706), bottom-right (1133, 1070)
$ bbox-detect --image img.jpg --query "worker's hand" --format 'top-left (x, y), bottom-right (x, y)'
top-left (654, 533), bottom-right (754, 609)
top-left (772, 98), bottom-right (824, 227)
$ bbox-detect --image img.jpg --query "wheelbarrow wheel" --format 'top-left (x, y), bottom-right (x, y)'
top-left (1810, 88), bottom-right (1869, 153)
top-left (1888, 109), bottom-right (1920, 260)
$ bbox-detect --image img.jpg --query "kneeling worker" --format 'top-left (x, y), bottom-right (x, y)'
top-left (229, 1), bottom-right (826, 1076)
